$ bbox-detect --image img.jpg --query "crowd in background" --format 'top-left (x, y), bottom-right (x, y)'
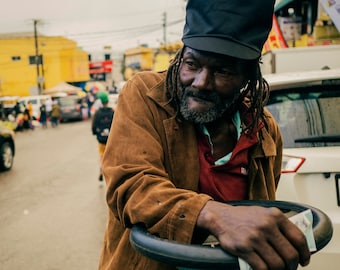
top-left (0, 89), bottom-right (115, 132)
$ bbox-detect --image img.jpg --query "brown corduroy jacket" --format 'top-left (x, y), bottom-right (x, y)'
top-left (98, 71), bottom-right (283, 270)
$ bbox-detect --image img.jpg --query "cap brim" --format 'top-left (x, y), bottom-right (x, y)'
top-left (182, 36), bottom-right (260, 60)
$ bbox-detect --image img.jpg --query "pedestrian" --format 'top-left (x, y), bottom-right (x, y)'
top-left (87, 91), bottom-right (95, 118)
top-left (27, 101), bottom-right (33, 120)
top-left (91, 91), bottom-right (114, 181)
top-left (45, 97), bottom-right (53, 122)
top-left (39, 102), bottom-right (47, 128)
top-left (22, 105), bottom-right (33, 131)
top-left (98, 1), bottom-right (311, 270)
top-left (0, 101), bottom-right (5, 120)
top-left (13, 101), bottom-right (22, 116)
top-left (50, 100), bottom-right (60, 127)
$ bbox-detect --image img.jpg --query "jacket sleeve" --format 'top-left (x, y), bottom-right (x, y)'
top-left (102, 75), bottom-right (211, 244)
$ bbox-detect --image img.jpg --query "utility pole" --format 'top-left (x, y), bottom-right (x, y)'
top-left (33, 19), bottom-right (42, 94)
top-left (162, 12), bottom-right (167, 45)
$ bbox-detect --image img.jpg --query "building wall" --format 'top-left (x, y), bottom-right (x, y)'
top-left (0, 34), bottom-right (90, 97)
top-left (87, 49), bottom-right (124, 89)
top-left (123, 43), bottom-right (183, 81)
top-left (124, 46), bottom-right (154, 80)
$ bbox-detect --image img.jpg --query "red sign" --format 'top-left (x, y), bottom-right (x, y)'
top-left (89, 60), bottom-right (113, 74)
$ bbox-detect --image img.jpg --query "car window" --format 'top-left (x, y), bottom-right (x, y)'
top-left (59, 98), bottom-right (78, 106)
top-left (266, 85), bottom-right (340, 148)
top-left (29, 99), bottom-right (38, 105)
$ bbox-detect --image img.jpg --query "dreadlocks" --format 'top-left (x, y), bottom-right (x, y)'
top-left (165, 47), bottom-right (185, 113)
top-left (165, 46), bottom-right (270, 133)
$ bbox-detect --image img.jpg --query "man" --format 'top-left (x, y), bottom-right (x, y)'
top-left (27, 101), bottom-right (33, 120)
top-left (50, 100), bottom-right (60, 127)
top-left (45, 97), bottom-right (53, 121)
top-left (91, 91), bottom-right (114, 181)
top-left (98, 1), bottom-right (311, 269)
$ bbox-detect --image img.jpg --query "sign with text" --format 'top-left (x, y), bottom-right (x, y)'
top-left (89, 60), bottom-right (113, 74)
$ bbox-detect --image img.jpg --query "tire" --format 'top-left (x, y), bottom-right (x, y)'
top-left (0, 142), bottom-right (14, 171)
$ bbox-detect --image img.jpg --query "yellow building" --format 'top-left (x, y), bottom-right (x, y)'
top-left (124, 46), bottom-right (153, 80)
top-left (123, 42), bottom-right (183, 80)
top-left (153, 42), bottom-right (183, 72)
top-left (0, 33), bottom-right (90, 97)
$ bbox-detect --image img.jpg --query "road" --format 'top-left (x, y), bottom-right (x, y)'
top-left (0, 120), bottom-right (108, 270)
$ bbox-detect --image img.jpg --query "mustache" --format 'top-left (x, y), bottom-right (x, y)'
top-left (182, 86), bottom-right (219, 102)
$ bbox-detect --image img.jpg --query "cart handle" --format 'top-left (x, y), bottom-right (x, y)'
top-left (130, 200), bottom-right (333, 270)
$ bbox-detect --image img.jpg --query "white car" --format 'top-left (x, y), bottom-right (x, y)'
top-left (265, 68), bottom-right (340, 270)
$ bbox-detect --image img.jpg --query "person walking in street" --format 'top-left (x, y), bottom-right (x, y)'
top-left (39, 102), bottom-right (48, 128)
top-left (45, 97), bottom-right (53, 123)
top-left (51, 100), bottom-right (60, 127)
top-left (27, 101), bottom-right (33, 120)
top-left (98, 1), bottom-right (311, 270)
top-left (87, 91), bottom-right (96, 118)
top-left (91, 91), bottom-right (114, 181)
top-left (22, 105), bottom-right (33, 131)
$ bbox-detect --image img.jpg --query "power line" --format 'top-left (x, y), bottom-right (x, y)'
top-left (65, 19), bottom-right (184, 39)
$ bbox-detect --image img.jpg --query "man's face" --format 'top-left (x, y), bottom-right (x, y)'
top-left (179, 47), bottom-right (248, 124)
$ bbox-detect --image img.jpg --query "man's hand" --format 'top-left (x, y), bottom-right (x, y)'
top-left (197, 201), bottom-right (311, 270)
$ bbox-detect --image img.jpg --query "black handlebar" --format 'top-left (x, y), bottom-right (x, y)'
top-left (130, 200), bottom-right (333, 270)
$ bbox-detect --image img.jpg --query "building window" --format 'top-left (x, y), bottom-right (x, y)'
top-left (29, 55), bottom-right (43, 65)
top-left (104, 54), bottom-right (111, 60)
top-left (11, 56), bottom-right (21, 61)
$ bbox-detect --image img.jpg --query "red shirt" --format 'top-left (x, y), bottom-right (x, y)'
top-left (198, 112), bottom-right (262, 202)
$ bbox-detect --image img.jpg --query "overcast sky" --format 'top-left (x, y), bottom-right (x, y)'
top-left (0, 0), bottom-right (187, 52)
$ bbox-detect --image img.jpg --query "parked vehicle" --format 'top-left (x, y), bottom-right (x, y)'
top-left (0, 96), bottom-right (20, 118)
top-left (0, 125), bottom-right (15, 171)
top-left (19, 95), bottom-right (52, 120)
top-left (265, 68), bottom-right (340, 269)
top-left (57, 96), bottom-right (83, 122)
top-left (261, 45), bottom-right (340, 75)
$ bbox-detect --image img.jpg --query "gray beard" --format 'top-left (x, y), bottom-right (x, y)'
top-left (179, 87), bottom-right (235, 124)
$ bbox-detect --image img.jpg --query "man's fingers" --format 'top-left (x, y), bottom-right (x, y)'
top-left (242, 242), bottom-right (286, 270)
top-left (279, 220), bottom-right (311, 266)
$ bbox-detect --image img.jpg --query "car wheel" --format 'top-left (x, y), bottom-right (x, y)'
top-left (0, 142), bottom-right (14, 171)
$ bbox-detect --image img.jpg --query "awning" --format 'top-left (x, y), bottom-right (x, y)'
top-left (43, 82), bottom-right (86, 97)
top-left (274, 0), bottom-right (295, 12)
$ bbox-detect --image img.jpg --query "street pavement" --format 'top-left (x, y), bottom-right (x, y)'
top-left (0, 120), bottom-right (108, 270)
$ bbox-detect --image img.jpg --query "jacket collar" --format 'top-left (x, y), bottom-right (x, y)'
top-left (146, 71), bottom-right (177, 117)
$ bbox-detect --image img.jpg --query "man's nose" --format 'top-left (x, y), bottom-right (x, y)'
top-left (192, 68), bottom-right (213, 90)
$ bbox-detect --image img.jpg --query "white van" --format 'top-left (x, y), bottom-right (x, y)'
top-left (19, 95), bottom-right (52, 120)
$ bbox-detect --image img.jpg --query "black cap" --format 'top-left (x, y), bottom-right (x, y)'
top-left (182, 0), bottom-right (275, 60)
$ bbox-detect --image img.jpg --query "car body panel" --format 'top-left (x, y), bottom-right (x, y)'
top-left (0, 125), bottom-right (15, 171)
top-left (265, 68), bottom-right (340, 269)
top-left (265, 68), bottom-right (340, 90)
top-left (57, 96), bottom-right (83, 122)
top-left (282, 147), bottom-right (340, 173)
